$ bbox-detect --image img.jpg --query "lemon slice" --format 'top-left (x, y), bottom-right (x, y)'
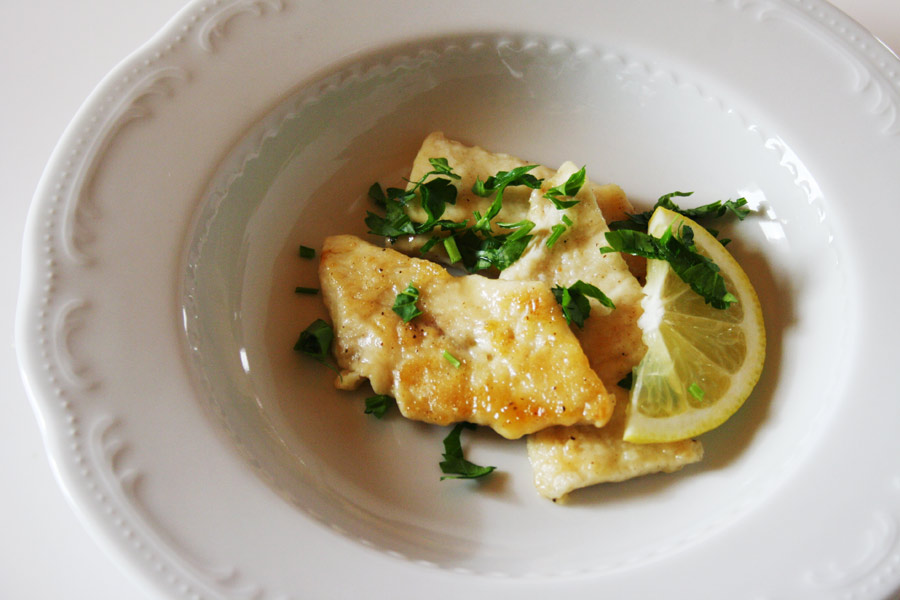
top-left (623, 206), bottom-right (766, 443)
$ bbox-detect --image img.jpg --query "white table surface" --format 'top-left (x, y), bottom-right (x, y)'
top-left (2, 1), bottom-right (898, 598)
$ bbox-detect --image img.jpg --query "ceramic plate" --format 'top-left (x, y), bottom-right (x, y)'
top-left (17, 1), bottom-right (900, 598)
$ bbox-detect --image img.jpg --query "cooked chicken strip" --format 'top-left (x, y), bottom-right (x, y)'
top-left (318, 234), bottom-right (615, 439)
top-left (498, 163), bottom-right (702, 499)
top-left (529, 389), bottom-right (704, 500)
top-left (500, 162), bottom-right (646, 386)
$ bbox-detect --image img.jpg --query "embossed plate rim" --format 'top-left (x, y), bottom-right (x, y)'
top-left (15, 0), bottom-right (900, 599)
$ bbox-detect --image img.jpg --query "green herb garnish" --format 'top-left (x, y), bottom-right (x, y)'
top-left (688, 383), bottom-right (705, 402)
top-left (618, 371), bottom-right (634, 390)
top-left (392, 283), bottom-right (423, 323)
top-left (609, 191), bottom-right (751, 232)
top-left (364, 394), bottom-right (393, 419)
top-left (439, 423), bottom-right (496, 480)
top-left (424, 157), bottom-right (461, 180)
top-left (420, 235), bottom-right (441, 254)
top-left (543, 166), bottom-right (586, 209)
top-left (294, 286), bottom-right (319, 295)
top-left (443, 350), bottom-right (462, 368)
top-left (471, 164), bottom-right (543, 233)
top-left (601, 223), bottom-right (737, 309)
top-left (294, 318), bottom-right (333, 357)
top-left (294, 319), bottom-right (340, 374)
top-left (473, 233), bottom-right (533, 271)
top-left (366, 159), bottom-right (462, 240)
top-left (546, 214), bottom-right (574, 248)
top-left (364, 188), bottom-right (416, 239)
top-left (366, 159), bottom-right (544, 271)
top-left (497, 219), bottom-right (536, 241)
top-left (416, 177), bottom-right (459, 233)
top-left (443, 236), bottom-right (462, 264)
top-left (551, 280), bottom-right (616, 328)
top-left (298, 245), bottom-right (316, 259)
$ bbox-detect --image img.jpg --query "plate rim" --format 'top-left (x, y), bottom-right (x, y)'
top-left (16, 0), bottom-right (900, 598)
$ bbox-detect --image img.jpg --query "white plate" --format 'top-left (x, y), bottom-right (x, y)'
top-left (16, 0), bottom-right (900, 598)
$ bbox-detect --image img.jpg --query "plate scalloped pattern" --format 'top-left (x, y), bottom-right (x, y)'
top-left (17, 0), bottom-right (900, 598)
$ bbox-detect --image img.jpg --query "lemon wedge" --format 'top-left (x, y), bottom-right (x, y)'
top-left (623, 207), bottom-right (766, 443)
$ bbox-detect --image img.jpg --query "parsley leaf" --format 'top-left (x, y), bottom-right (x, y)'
top-left (415, 177), bottom-right (458, 234)
top-left (472, 164), bottom-right (543, 197)
top-left (294, 318), bottom-right (333, 358)
top-left (294, 319), bottom-right (341, 374)
top-left (366, 160), bottom-right (461, 240)
top-left (364, 394), bottom-right (393, 419)
top-left (609, 191), bottom-right (751, 232)
top-left (543, 165), bottom-right (586, 209)
top-left (367, 160), bottom-right (541, 272)
top-left (425, 157), bottom-right (462, 180)
top-left (471, 165), bottom-right (543, 233)
top-left (474, 233), bottom-right (533, 271)
top-left (447, 226), bottom-right (533, 273)
top-left (618, 371), bottom-right (634, 390)
top-left (392, 283), bottom-right (423, 322)
top-left (365, 187), bottom-right (416, 239)
top-left (552, 280), bottom-right (615, 328)
top-left (298, 245), bottom-right (316, 259)
top-left (466, 219), bottom-right (537, 270)
top-left (497, 219), bottom-right (535, 242)
top-left (658, 224), bottom-right (738, 309)
top-left (439, 423), bottom-right (496, 480)
top-left (367, 182), bottom-right (388, 208)
top-left (600, 228), bottom-right (664, 260)
top-left (601, 223), bottom-right (738, 309)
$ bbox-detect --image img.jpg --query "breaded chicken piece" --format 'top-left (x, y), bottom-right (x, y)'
top-left (318, 235), bottom-right (615, 440)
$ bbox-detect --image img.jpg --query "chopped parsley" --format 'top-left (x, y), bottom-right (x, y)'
top-left (298, 245), bottom-right (316, 259)
top-left (443, 350), bottom-right (462, 368)
top-left (422, 157), bottom-right (459, 179)
top-left (294, 319), bottom-right (340, 373)
top-left (364, 394), bottom-right (393, 419)
top-left (439, 423), bottom-right (496, 480)
top-left (618, 371), bottom-right (634, 390)
top-left (609, 191), bottom-right (751, 232)
top-left (546, 214), bottom-right (574, 248)
top-left (497, 219), bottom-right (536, 241)
top-left (443, 235), bottom-right (462, 264)
top-left (364, 187), bottom-right (417, 239)
top-left (552, 280), bottom-right (615, 328)
top-left (294, 286), bottom-right (318, 295)
top-left (416, 177), bottom-right (459, 233)
top-left (392, 283), bottom-right (423, 323)
top-left (601, 223), bottom-right (738, 309)
top-left (471, 164), bottom-right (543, 232)
top-left (366, 158), bottom-right (462, 240)
top-left (419, 235), bottom-right (441, 254)
top-left (543, 166), bottom-right (586, 209)
top-left (474, 232), bottom-right (533, 271)
top-left (688, 382), bottom-right (705, 402)
top-left (366, 159), bottom-right (543, 272)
